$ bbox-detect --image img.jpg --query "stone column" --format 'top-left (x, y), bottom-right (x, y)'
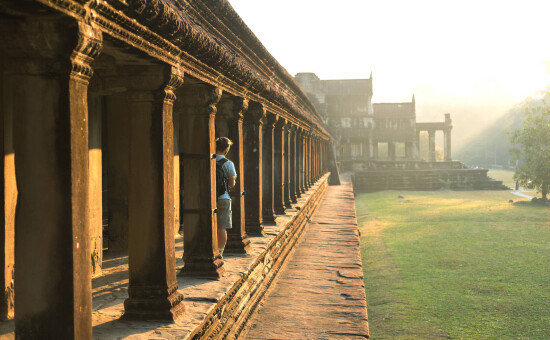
top-left (412, 140), bottom-right (420, 159)
top-left (104, 93), bottom-right (130, 252)
top-left (262, 112), bottom-right (277, 223)
top-left (405, 142), bottom-right (413, 159)
top-left (273, 118), bottom-right (286, 214)
top-left (243, 102), bottom-right (265, 234)
top-left (373, 141), bottom-right (379, 159)
top-left (295, 128), bottom-right (303, 198)
top-left (388, 142), bottom-right (396, 160)
top-left (368, 138), bottom-right (374, 159)
top-left (428, 130), bottom-right (436, 161)
top-left (417, 130), bottom-right (422, 159)
top-left (173, 111), bottom-right (181, 236)
top-left (1, 66), bottom-right (15, 321)
top-left (123, 66), bottom-right (185, 321)
top-left (444, 129), bottom-right (452, 161)
top-left (87, 92), bottom-right (103, 277)
top-left (289, 125), bottom-right (298, 203)
top-left (283, 123), bottom-right (292, 209)
top-left (216, 96), bottom-right (251, 252)
top-left (9, 21), bottom-right (101, 339)
top-left (311, 137), bottom-right (316, 181)
top-left (304, 133), bottom-right (311, 189)
top-left (315, 137), bottom-right (321, 180)
top-left (179, 84), bottom-right (224, 278)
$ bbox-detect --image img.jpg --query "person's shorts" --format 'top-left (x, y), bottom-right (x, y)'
top-left (217, 199), bottom-right (232, 229)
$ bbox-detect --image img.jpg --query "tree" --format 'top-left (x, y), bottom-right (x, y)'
top-left (509, 99), bottom-right (550, 199)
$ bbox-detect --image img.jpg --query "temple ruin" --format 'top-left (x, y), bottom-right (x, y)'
top-left (0, 1), bottom-right (341, 338)
top-left (295, 72), bottom-right (507, 191)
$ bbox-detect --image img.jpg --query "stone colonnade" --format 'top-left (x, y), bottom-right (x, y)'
top-left (416, 128), bottom-right (452, 161)
top-left (0, 4), bottom-right (331, 339)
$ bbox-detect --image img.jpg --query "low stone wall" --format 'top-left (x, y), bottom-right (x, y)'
top-left (352, 169), bottom-right (508, 192)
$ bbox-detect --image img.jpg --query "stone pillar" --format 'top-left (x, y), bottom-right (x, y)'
top-left (428, 130), bottom-right (436, 162)
top-left (1, 68), bottom-right (15, 321)
top-left (412, 140), bottom-right (420, 159)
top-left (405, 142), bottom-right (413, 159)
top-left (444, 129), bottom-right (452, 161)
top-left (389, 142), bottom-right (396, 160)
top-left (173, 111), bottom-right (181, 236)
top-left (289, 125), bottom-right (298, 203)
top-left (295, 128), bottom-right (303, 197)
top-left (9, 21), bottom-right (101, 339)
top-left (88, 93), bottom-right (103, 276)
top-left (417, 131), bottom-right (422, 159)
top-left (315, 137), bottom-right (322, 180)
top-left (262, 112), bottom-right (277, 223)
top-left (283, 123), bottom-right (292, 208)
top-left (305, 133), bottom-right (311, 189)
top-left (104, 93), bottom-right (130, 252)
top-left (123, 66), bottom-right (185, 321)
top-left (314, 137), bottom-right (318, 181)
top-left (243, 102), bottom-right (265, 234)
top-left (179, 84), bottom-right (224, 278)
top-left (368, 138), bottom-right (374, 159)
top-left (373, 141), bottom-right (379, 159)
top-left (216, 96), bottom-right (251, 252)
top-left (273, 118), bottom-right (286, 214)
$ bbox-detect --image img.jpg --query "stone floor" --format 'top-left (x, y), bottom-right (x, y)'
top-left (242, 179), bottom-right (369, 339)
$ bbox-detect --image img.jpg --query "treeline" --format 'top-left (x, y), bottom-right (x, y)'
top-left (455, 86), bottom-right (550, 168)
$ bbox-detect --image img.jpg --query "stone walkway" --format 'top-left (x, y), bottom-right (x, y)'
top-left (242, 180), bottom-right (369, 340)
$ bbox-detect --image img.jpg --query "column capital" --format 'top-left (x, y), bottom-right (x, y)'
top-left (274, 117), bottom-right (287, 131)
top-left (288, 123), bottom-right (297, 134)
top-left (163, 66), bottom-right (185, 104)
top-left (245, 102), bottom-right (266, 124)
top-left (207, 87), bottom-right (223, 116)
top-left (71, 22), bottom-right (103, 84)
top-left (265, 111), bottom-right (279, 128)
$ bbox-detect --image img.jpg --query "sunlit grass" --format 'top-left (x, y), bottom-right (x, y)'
top-left (357, 190), bottom-right (550, 339)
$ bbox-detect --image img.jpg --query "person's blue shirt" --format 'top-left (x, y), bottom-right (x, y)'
top-left (216, 154), bottom-right (237, 200)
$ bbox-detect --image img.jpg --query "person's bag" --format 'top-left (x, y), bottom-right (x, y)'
top-left (216, 158), bottom-right (229, 197)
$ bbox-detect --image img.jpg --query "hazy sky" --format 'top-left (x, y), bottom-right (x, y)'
top-left (228, 0), bottom-right (550, 147)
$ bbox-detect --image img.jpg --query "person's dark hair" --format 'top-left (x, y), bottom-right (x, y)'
top-left (216, 137), bottom-right (233, 152)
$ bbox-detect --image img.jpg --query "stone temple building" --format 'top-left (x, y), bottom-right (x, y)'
top-left (295, 72), bottom-right (506, 191)
top-left (0, 1), bottom-right (338, 338)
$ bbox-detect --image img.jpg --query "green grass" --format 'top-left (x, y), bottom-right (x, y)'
top-left (356, 190), bottom-right (550, 339)
top-left (487, 169), bottom-right (537, 196)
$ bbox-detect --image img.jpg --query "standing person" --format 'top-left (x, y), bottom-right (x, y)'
top-left (215, 137), bottom-right (237, 257)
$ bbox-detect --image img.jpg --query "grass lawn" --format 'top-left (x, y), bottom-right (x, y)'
top-left (356, 190), bottom-right (550, 339)
top-left (487, 169), bottom-right (516, 189)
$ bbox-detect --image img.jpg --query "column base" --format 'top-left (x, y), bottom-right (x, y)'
top-left (274, 206), bottom-right (286, 215)
top-left (225, 233), bottom-right (252, 254)
top-left (179, 255), bottom-right (225, 279)
top-left (123, 287), bottom-right (185, 322)
top-left (284, 200), bottom-right (293, 209)
top-left (245, 221), bottom-right (266, 236)
top-left (262, 209), bottom-right (277, 223)
top-left (290, 194), bottom-right (298, 203)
